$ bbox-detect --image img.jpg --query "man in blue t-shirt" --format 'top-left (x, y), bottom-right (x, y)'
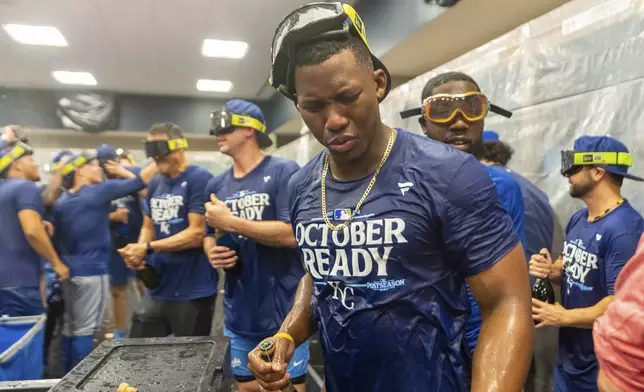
top-left (416, 71), bottom-right (527, 354)
top-left (98, 145), bottom-right (146, 340)
top-left (529, 136), bottom-right (644, 392)
top-left (119, 123), bottom-right (218, 338)
top-left (0, 142), bottom-right (69, 318)
top-left (247, 5), bottom-right (533, 392)
top-left (52, 149), bottom-right (150, 372)
top-left (203, 100), bottom-right (307, 392)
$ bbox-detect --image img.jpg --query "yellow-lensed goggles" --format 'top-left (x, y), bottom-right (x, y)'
top-left (422, 92), bottom-right (489, 123)
top-left (0, 142), bottom-right (32, 174)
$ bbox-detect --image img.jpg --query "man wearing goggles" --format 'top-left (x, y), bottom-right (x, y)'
top-left (413, 71), bottom-right (527, 354)
top-left (529, 136), bottom-right (644, 392)
top-left (0, 141), bottom-right (69, 320)
top-left (204, 100), bottom-right (306, 392)
top-left (119, 123), bottom-right (218, 340)
top-left (248, 3), bottom-right (533, 392)
top-left (51, 148), bottom-right (152, 372)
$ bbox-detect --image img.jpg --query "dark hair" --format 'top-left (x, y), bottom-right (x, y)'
top-left (606, 172), bottom-right (624, 187)
top-left (483, 141), bottom-right (515, 166)
top-left (294, 35), bottom-right (372, 70)
top-left (421, 71), bottom-right (481, 100)
top-left (148, 122), bottom-right (184, 139)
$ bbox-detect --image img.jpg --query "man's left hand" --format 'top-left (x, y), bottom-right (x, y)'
top-left (118, 243), bottom-right (147, 268)
top-left (532, 298), bottom-right (567, 328)
top-left (205, 194), bottom-right (236, 232)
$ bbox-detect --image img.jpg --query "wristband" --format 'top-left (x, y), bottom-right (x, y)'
top-left (146, 242), bottom-right (155, 255)
top-left (273, 332), bottom-right (294, 344)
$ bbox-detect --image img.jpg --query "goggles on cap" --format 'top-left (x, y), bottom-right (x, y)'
top-left (0, 142), bottom-right (33, 174)
top-left (116, 148), bottom-right (135, 165)
top-left (144, 138), bottom-right (188, 159)
top-left (270, 2), bottom-right (371, 101)
top-left (62, 149), bottom-right (99, 176)
top-left (400, 92), bottom-right (513, 121)
top-left (209, 109), bottom-right (267, 136)
top-left (560, 150), bottom-right (634, 177)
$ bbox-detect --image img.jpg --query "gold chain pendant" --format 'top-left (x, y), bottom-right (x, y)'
top-left (321, 128), bottom-right (396, 231)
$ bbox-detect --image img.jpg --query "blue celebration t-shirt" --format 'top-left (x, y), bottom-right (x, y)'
top-left (557, 200), bottom-right (644, 391)
top-left (109, 167), bottom-right (144, 244)
top-left (145, 165), bottom-right (217, 301)
top-left (205, 156), bottom-right (303, 338)
top-left (0, 179), bottom-right (45, 289)
top-left (288, 129), bottom-right (519, 392)
top-left (52, 177), bottom-right (146, 277)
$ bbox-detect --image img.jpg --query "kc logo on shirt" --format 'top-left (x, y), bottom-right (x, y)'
top-left (562, 238), bottom-right (598, 292)
top-left (225, 190), bottom-right (270, 221)
top-left (150, 195), bottom-right (184, 235)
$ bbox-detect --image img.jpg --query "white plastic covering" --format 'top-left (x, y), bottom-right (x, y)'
top-left (274, 0), bottom-right (644, 226)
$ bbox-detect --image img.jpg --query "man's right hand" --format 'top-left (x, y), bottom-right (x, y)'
top-left (529, 248), bottom-right (553, 279)
top-left (111, 208), bottom-right (129, 224)
top-left (207, 245), bottom-right (238, 269)
top-left (53, 263), bottom-right (70, 281)
top-left (247, 336), bottom-right (296, 391)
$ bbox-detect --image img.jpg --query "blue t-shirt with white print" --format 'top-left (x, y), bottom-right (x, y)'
top-left (205, 156), bottom-right (303, 338)
top-left (288, 129), bottom-right (519, 392)
top-left (556, 200), bottom-right (644, 391)
top-left (52, 177), bottom-right (146, 277)
top-left (0, 179), bottom-right (45, 289)
top-left (145, 165), bottom-right (217, 301)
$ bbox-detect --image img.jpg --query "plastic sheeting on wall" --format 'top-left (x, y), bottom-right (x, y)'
top-left (273, 0), bottom-right (644, 228)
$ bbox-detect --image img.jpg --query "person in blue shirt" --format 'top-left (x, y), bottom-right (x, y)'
top-left (0, 142), bottom-right (69, 318)
top-left (97, 145), bottom-right (147, 340)
top-left (482, 130), bottom-right (555, 258)
top-left (247, 4), bottom-right (533, 392)
top-left (119, 123), bottom-right (218, 338)
top-left (529, 136), bottom-right (644, 392)
top-left (416, 71), bottom-right (527, 354)
top-left (203, 100), bottom-right (307, 392)
top-left (52, 149), bottom-right (149, 373)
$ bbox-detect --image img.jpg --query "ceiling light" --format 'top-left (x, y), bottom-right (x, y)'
top-left (52, 71), bottom-right (97, 86)
top-left (196, 79), bottom-right (233, 92)
top-left (3, 24), bottom-right (68, 47)
top-left (202, 39), bottom-right (248, 59)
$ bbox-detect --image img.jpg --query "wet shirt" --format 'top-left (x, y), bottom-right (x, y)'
top-left (52, 177), bottom-right (146, 277)
top-left (109, 167), bottom-right (144, 246)
top-left (558, 201), bottom-right (644, 390)
top-left (205, 156), bottom-right (303, 338)
top-left (0, 179), bottom-right (45, 288)
top-left (288, 129), bottom-right (519, 392)
top-left (145, 165), bottom-right (217, 301)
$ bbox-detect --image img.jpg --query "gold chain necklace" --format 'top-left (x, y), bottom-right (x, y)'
top-left (589, 198), bottom-right (625, 223)
top-left (321, 128), bottom-right (396, 231)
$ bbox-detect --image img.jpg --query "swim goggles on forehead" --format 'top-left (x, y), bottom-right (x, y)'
top-left (270, 2), bottom-right (389, 101)
top-left (62, 149), bottom-right (99, 176)
top-left (209, 109), bottom-right (267, 136)
top-left (399, 92), bottom-right (513, 122)
top-left (144, 138), bottom-right (188, 159)
top-left (560, 150), bottom-right (634, 177)
top-left (0, 142), bottom-right (33, 174)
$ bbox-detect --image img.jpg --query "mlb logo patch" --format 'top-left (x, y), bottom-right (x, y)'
top-left (334, 208), bottom-right (352, 221)
top-left (596, 233), bottom-right (602, 241)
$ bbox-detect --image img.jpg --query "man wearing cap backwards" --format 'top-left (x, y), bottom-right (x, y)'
top-left (0, 141), bottom-right (69, 318)
top-left (247, 3), bottom-right (533, 392)
top-left (417, 72), bottom-right (527, 357)
top-left (119, 123), bottom-right (218, 339)
top-left (529, 136), bottom-right (644, 392)
top-left (203, 100), bottom-right (306, 392)
top-left (52, 149), bottom-right (153, 372)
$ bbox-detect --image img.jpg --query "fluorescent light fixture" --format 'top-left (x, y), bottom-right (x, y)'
top-left (197, 79), bottom-right (232, 92)
top-left (3, 24), bottom-right (68, 47)
top-left (52, 71), bottom-right (97, 86)
top-left (202, 39), bottom-right (248, 59)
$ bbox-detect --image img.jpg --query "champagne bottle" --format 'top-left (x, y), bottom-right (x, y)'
top-left (135, 264), bottom-right (159, 289)
top-left (531, 252), bottom-right (556, 323)
top-left (259, 340), bottom-right (297, 392)
top-left (216, 232), bottom-right (242, 273)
